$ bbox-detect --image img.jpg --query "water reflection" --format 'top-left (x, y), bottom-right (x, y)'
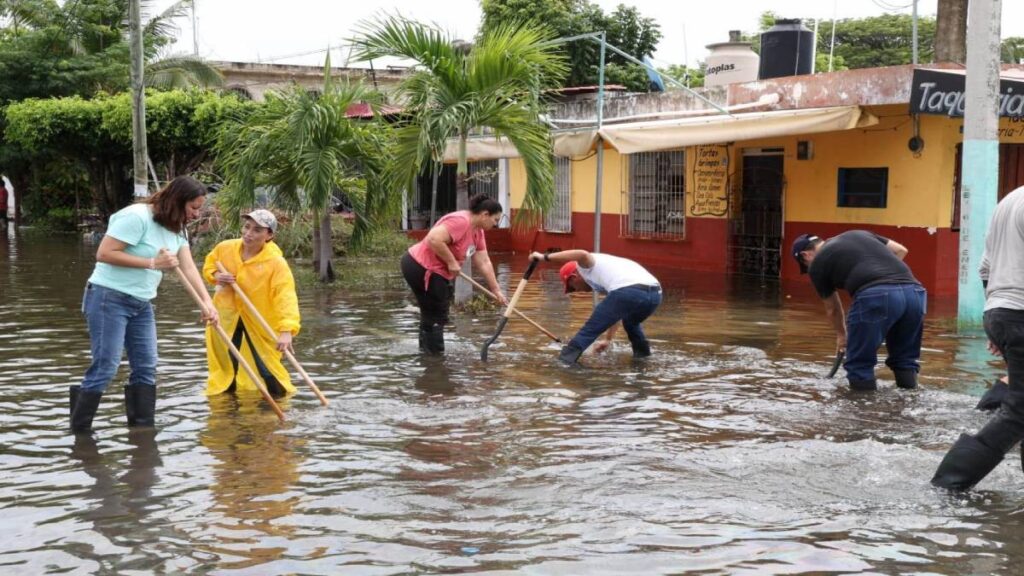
top-left (198, 394), bottom-right (303, 571)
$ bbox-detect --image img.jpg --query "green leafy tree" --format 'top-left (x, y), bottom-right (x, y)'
top-left (479, 0), bottom-right (660, 91)
top-left (215, 70), bottom-right (395, 282)
top-left (1003, 37), bottom-right (1024, 64)
top-left (352, 15), bottom-right (567, 220)
top-left (5, 90), bottom-right (249, 221)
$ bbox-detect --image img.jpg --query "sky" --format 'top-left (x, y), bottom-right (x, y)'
top-left (162, 0), bottom-right (1024, 70)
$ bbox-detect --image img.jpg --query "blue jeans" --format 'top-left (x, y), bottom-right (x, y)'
top-left (844, 283), bottom-right (927, 384)
top-left (80, 283), bottom-right (157, 393)
top-left (568, 284), bottom-right (662, 353)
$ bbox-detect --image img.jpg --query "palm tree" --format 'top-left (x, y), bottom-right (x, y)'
top-left (350, 14), bottom-right (567, 220)
top-left (215, 64), bottom-right (395, 282)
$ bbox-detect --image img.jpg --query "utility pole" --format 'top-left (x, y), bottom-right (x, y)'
top-left (957, 0), bottom-right (1002, 328)
top-left (191, 0), bottom-right (199, 55)
top-left (911, 0), bottom-right (919, 65)
top-left (129, 0), bottom-right (149, 197)
top-left (593, 32), bottom-right (606, 256)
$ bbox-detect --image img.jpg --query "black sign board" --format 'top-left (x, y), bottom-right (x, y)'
top-left (910, 68), bottom-right (1024, 117)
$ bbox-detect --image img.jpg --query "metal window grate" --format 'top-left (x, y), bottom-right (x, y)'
top-left (621, 150), bottom-right (686, 239)
top-left (468, 160), bottom-right (500, 200)
top-left (544, 156), bottom-right (573, 232)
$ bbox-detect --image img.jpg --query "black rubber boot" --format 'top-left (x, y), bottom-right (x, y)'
top-left (848, 378), bottom-right (877, 391)
top-left (893, 369), bottom-right (918, 390)
top-left (423, 324), bottom-right (445, 355)
top-left (558, 343), bottom-right (584, 366)
top-left (631, 338), bottom-right (652, 359)
top-left (71, 388), bottom-right (103, 434)
top-left (125, 385), bottom-right (156, 428)
top-left (974, 408), bottom-right (1024, 454)
top-left (977, 380), bottom-right (1009, 412)
top-left (931, 433), bottom-right (1005, 491)
top-left (418, 327), bottom-right (429, 353)
top-left (69, 385), bottom-right (80, 418)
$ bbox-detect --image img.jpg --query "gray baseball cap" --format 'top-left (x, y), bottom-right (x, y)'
top-left (243, 209), bottom-right (277, 232)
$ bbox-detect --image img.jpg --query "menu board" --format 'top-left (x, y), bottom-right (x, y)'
top-left (689, 145), bottom-right (729, 217)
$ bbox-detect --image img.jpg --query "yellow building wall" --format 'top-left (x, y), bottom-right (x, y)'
top-left (506, 105), bottom-right (1024, 228)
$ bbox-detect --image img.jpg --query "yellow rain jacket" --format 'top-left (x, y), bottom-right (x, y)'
top-left (203, 239), bottom-right (301, 396)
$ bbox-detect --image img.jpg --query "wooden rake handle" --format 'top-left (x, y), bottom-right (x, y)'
top-left (173, 267), bottom-right (286, 422)
top-left (215, 261), bottom-right (328, 406)
top-left (458, 271), bottom-right (560, 343)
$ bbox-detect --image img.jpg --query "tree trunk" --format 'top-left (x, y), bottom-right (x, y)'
top-left (935, 0), bottom-right (968, 63)
top-left (454, 158), bottom-right (471, 304)
top-left (318, 211), bottom-right (335, 282)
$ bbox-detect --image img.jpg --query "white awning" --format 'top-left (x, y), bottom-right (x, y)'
top-left (597, 106), bottom-right (879, 154)
top-left (442, 129), bottom-right (598, 161)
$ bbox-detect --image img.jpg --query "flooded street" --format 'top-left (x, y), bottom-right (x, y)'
top-left (1, 228), bottom-right (1020, 575)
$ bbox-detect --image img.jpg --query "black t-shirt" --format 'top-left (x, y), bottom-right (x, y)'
top-left (808, 230), bottom-right (920, 298)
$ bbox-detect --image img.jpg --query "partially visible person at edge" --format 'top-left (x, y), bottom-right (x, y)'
top-left (932, 186), bottom-right (1024, 491)
top-left (71, 176), bottom-right (218, 434)
top-left (400, 194), bottom-right (508, 354)
top-left (530, 249), bottom-right (661, 365)
top-left (792, 230), bottom-right (926, 391)
top-left (203, 209), bottom-right (300, 398)
top-left (0, 180), bottom-right (8, 224)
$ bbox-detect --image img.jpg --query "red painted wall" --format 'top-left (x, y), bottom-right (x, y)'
top-left (508, 212), bottom-right (730, 272)
top-left (409, 218), bottom-right (959, 297)
top-left (781, 224), bottom-right (959, 297)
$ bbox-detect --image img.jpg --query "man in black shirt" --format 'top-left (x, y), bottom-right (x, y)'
top-left (792, 230), bottom-right (927, 391)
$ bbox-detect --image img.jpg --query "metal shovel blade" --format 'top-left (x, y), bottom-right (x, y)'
top-left (480, 317), bottom-right (509, 362)
top-left (826, 350), bottom-right (844, 378)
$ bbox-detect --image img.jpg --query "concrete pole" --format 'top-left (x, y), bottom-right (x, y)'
top-left (129, 0), bottom-right (149, 197)
top-left (957, 0), bottom-right (1002, 328)
top-left (191, 0), bottom-right (199, 56)
top-left (912, 0), bottom-right (919, 65)
top-left (593, 32), bottom-right (606, 255)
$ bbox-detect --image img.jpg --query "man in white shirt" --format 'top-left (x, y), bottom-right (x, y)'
top-left (530, 249), bottom-right (661, 365)
top-left (933, 186), bottom-right (1024, 490)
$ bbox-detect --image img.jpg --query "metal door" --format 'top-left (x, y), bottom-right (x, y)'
top-left (729, 152), bottom-right (785, 279)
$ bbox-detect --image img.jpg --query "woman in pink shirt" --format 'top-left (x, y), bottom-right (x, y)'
top-left (401, 194), bottom-right (508, 354)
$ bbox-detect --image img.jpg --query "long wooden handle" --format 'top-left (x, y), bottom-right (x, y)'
top-left (459, 272), bottom-right (560, 342)
top-left (173, 267), bottom-right (286, 422)
top-left (216, 261), bottom-right (328, 406)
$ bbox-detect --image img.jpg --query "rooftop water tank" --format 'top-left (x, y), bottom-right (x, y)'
top-left (758, 19), bottom-right (814, 80)
top-left (704, 30), bottom-right (760, 88)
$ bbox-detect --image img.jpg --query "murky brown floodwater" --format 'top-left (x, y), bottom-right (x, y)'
top-left (0, 226), bottom-right (1019, 575)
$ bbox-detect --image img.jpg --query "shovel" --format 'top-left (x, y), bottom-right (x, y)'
top-left (480, 258), bottom-right (540, 362)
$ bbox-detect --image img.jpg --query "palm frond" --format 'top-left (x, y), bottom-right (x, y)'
top-left (145, 54), bottom-right (223, 88)
top-left (142, 0), bottom-right (191, 41)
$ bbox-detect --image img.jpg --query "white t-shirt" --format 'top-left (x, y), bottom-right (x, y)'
top-left (981, 186), bottom-right (1024, 312)
top-left (578, 253), bottom-right (659, 294)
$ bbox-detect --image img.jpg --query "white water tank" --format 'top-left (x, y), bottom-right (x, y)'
top-left (704, 31), bottom-right (760, 87)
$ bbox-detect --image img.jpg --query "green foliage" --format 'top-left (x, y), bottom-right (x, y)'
top-left (479, 0), bottom-right (660, 91)
top-left (4, 89), bottom-right (249, 219)
top-left (214, 79), bottom-right (396, 241)
top-left (1003, 37), bottom-right (1024, 65)
top-left (352, 15), bottom-right (566, 224)
top-left (657, 63), bottom-right (704, 89)
top-left (750, 11), bottom-right (932, 71)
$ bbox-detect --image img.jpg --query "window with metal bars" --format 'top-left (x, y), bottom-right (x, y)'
top-left (544, 157), bottom-right (572, 232)
top-left (622, 150), bottom-right (686, 239)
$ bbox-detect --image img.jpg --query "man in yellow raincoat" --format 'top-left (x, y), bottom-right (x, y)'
top-left (203, 209), bottom-right (300, 397)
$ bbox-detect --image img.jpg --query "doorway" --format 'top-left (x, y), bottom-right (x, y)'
top-left (730, 149), bottom-right (785, 279)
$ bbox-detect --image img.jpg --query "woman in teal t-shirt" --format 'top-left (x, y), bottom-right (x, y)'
top-left (71, 176), bottom-right (218, 434)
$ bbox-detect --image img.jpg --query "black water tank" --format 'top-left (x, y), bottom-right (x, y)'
top-left (758, 19), bottom-right (814, 80)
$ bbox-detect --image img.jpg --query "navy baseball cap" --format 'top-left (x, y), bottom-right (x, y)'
top-left (791, 234), bottom-right (820, 274)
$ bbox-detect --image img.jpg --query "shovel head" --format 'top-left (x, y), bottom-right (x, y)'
top-left (826, 350), bottom-right (844, 378)
top-left (480, 317), bottom-right (509, 362)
